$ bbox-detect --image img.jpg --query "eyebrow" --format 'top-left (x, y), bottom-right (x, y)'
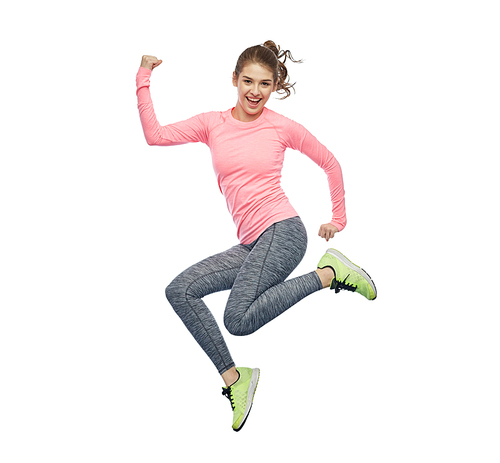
top-left (242, 75), bottom-right (273, 82)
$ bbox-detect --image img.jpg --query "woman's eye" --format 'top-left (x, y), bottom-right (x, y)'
top-left (244, 80), bottom-right (251, 84)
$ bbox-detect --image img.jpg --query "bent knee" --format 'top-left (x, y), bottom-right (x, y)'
top-left (165, 281), bottom-right (175, 302)
top-left (224, 314), bottom-right (253, 337)
top-left (165, 278), bottom-right (187, 308)
top-left (225, 323), bottom-right (250, 337)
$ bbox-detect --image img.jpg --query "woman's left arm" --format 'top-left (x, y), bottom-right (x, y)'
top-left (286, 121), bottom-right (347, 240)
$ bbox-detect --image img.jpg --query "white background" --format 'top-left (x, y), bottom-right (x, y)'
top-left (1, 0), bottom-right (499, 461)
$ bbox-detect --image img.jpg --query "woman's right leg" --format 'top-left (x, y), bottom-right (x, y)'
top-left (165, 244), bottom-right (250, 377)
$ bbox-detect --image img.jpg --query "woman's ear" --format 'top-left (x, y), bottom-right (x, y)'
top-left (272, 80), bottom-right (278, 92)
top-left (232, 72), bottom-right (238, 87)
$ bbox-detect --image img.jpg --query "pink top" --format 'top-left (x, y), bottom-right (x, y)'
top-left (136, 66), bottom-right (346, 244)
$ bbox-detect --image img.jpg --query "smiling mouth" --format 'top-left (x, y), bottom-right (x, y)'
top-left (246, 97), bottom-right (262, 106)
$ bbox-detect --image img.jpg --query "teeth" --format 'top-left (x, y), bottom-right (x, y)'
top-left (247, 98), bottom-right (260, 102)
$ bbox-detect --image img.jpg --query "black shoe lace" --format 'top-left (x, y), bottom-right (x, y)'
top-left (331, 274), bottom-right (357, 294)
top-left (222, 387), bottom-right (235, 411)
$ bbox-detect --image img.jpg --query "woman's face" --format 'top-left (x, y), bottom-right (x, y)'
top-left (232, 62), bottom-right (277, 122)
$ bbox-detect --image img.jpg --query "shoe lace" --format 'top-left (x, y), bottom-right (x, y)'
top-left (331, 274), bottom-right (357, 294)
top-left (222, 387), bottom-right (235, 411)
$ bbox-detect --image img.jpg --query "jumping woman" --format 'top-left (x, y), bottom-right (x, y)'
top-left (136, 40), bottom-right (377, 432)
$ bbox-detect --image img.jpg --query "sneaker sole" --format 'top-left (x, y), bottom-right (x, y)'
top-left (326, 249), bottom-right (377, 300)
top-left (234, 368), bottom-right (260, 432)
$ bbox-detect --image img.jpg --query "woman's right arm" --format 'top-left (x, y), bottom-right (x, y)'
top-left (136, 55), bottom-right (208, 146)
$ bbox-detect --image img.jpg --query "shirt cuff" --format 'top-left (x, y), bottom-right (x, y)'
top-left (137, 66), bottom-right (152, 76)
top-left (330, 220), bottom-right (345, 232)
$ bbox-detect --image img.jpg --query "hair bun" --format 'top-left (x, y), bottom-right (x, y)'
top-left (262, 40), bottom-right (302, 66)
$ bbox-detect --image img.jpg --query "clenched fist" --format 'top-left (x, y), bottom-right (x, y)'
top-left (318, 223), bottom-right (339, 242)
top-left (140, 55), bottom-right (163, 71)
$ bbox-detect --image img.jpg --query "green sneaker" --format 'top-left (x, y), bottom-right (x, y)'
top-left (318, 248), bottom-right (377, 300)
top-left (222, 367), bottom-right (260, 432)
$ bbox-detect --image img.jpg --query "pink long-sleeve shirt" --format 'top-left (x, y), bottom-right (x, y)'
top-left (136, 66), bottom-right (346, 245)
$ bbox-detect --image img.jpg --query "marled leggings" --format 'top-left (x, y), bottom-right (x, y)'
top-left (165, 216), bottom-right (323, 375)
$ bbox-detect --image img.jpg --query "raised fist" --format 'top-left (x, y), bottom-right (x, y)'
top-left (140, 55), bottom-right (163, 71)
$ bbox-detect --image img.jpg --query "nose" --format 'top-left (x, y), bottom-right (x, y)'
top-left (250, 83), bottom-right (260, 96)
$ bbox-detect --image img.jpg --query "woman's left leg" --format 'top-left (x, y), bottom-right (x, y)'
top-left (224, 216), bottom-right (323, 336)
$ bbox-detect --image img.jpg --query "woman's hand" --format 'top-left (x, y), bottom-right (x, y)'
top-left (140, 55), bottom-right (163, 71)
top-left (318, 223), bottom-right (339, 242)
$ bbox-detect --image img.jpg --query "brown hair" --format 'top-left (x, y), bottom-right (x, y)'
top-left (234, 40), bottom-right (303, 100)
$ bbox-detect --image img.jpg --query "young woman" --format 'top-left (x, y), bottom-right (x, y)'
top-left (136, 41), bottom-right (377, 432)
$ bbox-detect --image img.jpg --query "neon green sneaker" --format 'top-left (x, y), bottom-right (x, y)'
top-left (222, 367), bottom-right (260, 432)
top-left (318, 248), bottom-right (377, 300)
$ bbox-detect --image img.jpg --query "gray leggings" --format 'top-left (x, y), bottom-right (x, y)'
top-left (165, 216), bottom-right (323, 375)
